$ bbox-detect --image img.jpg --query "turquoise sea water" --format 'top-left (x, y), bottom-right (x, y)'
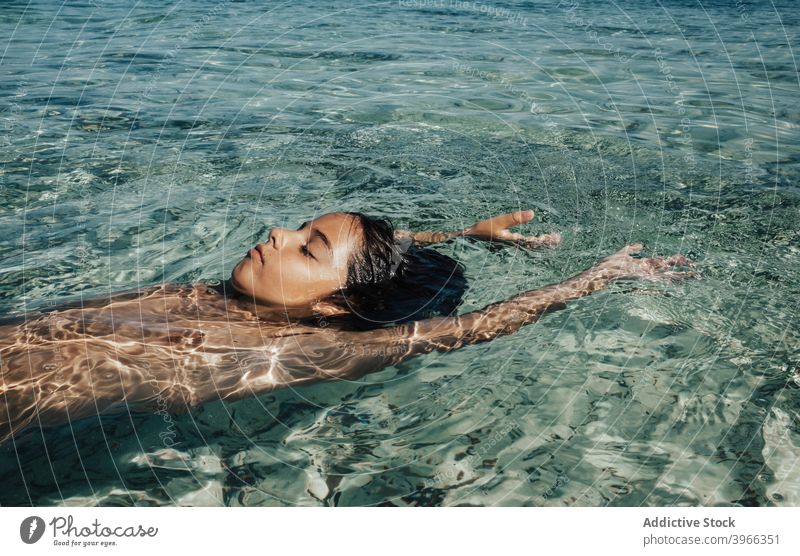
top-left (1, 0), bottom-right (798, 506)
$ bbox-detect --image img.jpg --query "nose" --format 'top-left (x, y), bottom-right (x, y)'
top-left (268, 227), bottom-right (287, 250)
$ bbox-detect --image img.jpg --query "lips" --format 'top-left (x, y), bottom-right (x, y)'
top-left (249, 247), bottom-right (263, 263)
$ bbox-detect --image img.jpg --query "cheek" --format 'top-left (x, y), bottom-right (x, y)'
top-left (253, 259), bottom-right (305, 296)
top-left (238, 259), bottom-right (269, 288)
top-left (265, 257), bottom-right (308, 283)
top-left (275, 260), bottom-right (342, 298)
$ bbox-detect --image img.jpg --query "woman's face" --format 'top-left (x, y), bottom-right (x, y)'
top-left (230, 212), bottom-right (360, 307)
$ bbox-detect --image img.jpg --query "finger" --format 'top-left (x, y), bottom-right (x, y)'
top-left (522, 232), bottom-right (562, 247)
top-left (495, 230), bottom-right (560, 248)
top-left (512, 209), bottom-right (535, 224)
top-left (643, 256), bottom-right (669, 271)
top-left (495, 232), bottom-right (535, 245)
top-left (641, 270), bottom-right (702, 282)
top-left (489, 210), bottom-right (534, 230)
top-left (542, 232), bottom-right (562, 245)
top-left (497, 230), bottom-right (526, 241)
top-left (623, 243), bottom-right (644, 255)
top-left (662, 271), bottom-right (702, 280)
top-left (665, 254), bottom-right (695, 268)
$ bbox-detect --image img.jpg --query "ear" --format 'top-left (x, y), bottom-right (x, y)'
top-left (310, 299), bottom-right (351, 317)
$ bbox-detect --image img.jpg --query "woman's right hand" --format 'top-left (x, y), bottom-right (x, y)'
top-left (593, 243), bottom-right (700, 281)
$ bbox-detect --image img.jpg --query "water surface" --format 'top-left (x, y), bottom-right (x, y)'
top-left (1, 0), bottom-right (798, 506)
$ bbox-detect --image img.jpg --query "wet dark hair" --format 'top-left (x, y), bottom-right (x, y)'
top-left (322, 212), bottom-right (467, 331)
top-left (343, 212), bottom-right (402, 289)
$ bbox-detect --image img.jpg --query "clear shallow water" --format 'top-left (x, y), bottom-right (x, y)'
top-left (0, 0), bottom-right (798, 506)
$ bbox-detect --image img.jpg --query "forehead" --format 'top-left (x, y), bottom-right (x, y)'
top-left (310, 212), bottom-right (362, 259)
top-left (310, 212), bottom-right (359, 237)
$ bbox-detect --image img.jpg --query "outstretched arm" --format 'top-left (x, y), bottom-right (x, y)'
top-left (395, 210), bottom-right (561, 248)
top-left (342, 243), bottom-right (696, 361)
top-left (195, 244), bottom-right (698, 407)
top-left (0, 247), bottom-right (695, 444)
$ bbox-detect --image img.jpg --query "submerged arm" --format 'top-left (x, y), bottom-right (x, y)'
top-left (350, 243), bottom-right (696, 359)
top-left (194, 244), bottom-right (697, 406)
top-left (395, 210), bottom-right (561, 248)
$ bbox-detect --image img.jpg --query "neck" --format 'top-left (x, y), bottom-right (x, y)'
top-left (212, 278), bottom-right (331, 322)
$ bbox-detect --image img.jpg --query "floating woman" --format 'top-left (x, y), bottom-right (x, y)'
top-left (0, 210), bottom-right (698, 445)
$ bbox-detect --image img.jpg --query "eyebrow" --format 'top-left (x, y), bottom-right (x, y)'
top-left (311, 228), bottom-right (332, 257)
top-left (300, 221), bottom-right (332, 258)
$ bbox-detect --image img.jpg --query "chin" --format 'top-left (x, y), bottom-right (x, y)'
top-left (230, 265), bottom-right (252, 296)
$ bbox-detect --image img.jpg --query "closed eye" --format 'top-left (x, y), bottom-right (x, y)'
top-left (300, 243), bottom-right (315, 260)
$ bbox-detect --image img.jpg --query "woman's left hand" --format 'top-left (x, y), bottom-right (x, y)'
top-left (463, 210), bottom-right (561, 248)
